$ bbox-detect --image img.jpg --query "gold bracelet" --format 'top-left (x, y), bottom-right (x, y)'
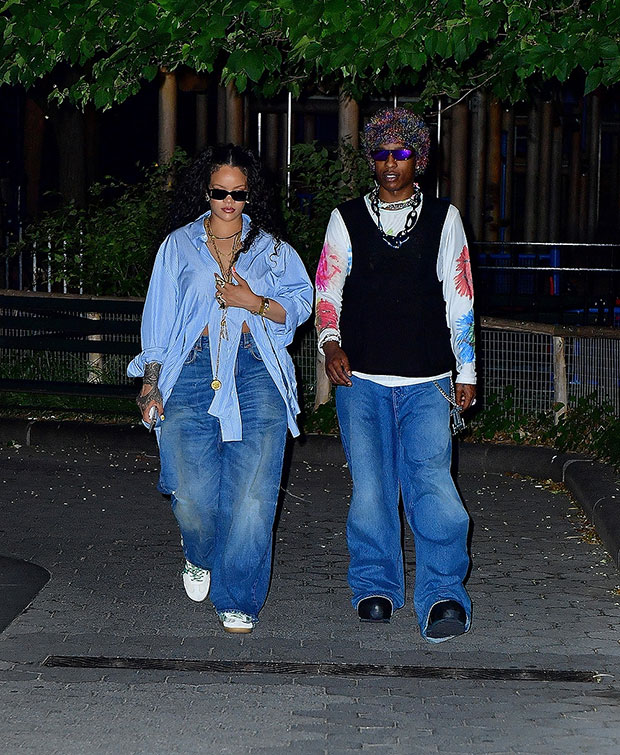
top-left (252, 297), bottom-right (270, 316)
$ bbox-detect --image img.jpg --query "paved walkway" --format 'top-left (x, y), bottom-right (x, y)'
top-left (1, 434), bottom-right (620, 754)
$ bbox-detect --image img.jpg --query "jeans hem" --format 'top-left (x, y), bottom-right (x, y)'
top-left (420, 598), bottom-right (471, 644)
top-left (353, 594), bottom-right (398, 610)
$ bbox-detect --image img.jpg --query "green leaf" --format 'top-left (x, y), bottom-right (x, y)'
top-left (93, 87), bottom-right (112, 109)
top-left (28, 27), bottom-right (42, 45)
top-left (598, 37), bottom-right (619, 59)
top-left (242, 50), bottom-right (263, 82)
top-left (142, 64), bottom-right (159, 81)
top-left (80, 39), bottom-right (95, 59)
top-left (0, 0), bottom-right (21, 12)
top-left (407, 51), bottom-right (426, 71)
top-left (584, 67), bottom-right (603, 94)
top-left (235, 71), bottom-right (247, 92)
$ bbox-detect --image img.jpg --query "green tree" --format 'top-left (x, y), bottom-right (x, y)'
top-left (1, 1), bottom-right (619, 108)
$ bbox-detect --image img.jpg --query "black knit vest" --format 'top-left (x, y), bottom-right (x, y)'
top-left (338, 195), bottom-right (454, 377)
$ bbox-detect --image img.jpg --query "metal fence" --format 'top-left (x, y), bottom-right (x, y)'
top-left (1, 290), bottom-right (618, 418)
top-left (473, 241), bottom-right (619, 328)
top-left (479, 317), bottom-right (620, 417)
top-left (3, 239), bottom-right (619, 326)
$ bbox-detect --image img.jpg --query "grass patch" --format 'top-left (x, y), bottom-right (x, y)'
top-left (0, 391), bottom-right (139, 425)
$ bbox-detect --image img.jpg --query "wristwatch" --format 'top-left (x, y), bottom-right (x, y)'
top-left (252, 297), bottom-right (270, 317)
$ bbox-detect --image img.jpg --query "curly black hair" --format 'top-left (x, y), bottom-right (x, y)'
top-left (169, 144), bottom-right (285, 259)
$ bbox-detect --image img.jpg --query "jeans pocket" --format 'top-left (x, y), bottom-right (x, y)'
top-left (245, 339), bottom-right (263, 362)
top-left (183, 340), bottom-right (201, 365)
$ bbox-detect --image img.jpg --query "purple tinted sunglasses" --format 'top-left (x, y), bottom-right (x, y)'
top-left (370, 148), bottom-right (415, 161)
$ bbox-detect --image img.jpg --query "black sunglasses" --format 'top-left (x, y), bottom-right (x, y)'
top-left (208, 188), bottom-right (249, 202)
top-left (370, 148), bottom-right (415, 162)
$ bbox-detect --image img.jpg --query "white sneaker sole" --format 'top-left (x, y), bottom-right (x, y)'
top-left (219, 612), bottom-right (254, 633)
top-left (222, 624), bottom-right (253, 634)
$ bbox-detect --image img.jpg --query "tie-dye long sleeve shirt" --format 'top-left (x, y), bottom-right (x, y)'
top-left (315, 193), bottom-right (476, 384)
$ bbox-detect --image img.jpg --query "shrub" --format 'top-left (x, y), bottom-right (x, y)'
top-left (5, 153), bottom-right (188, 297)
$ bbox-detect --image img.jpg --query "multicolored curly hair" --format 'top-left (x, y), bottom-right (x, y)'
top-left (362, 107), bottom-right (430, 176)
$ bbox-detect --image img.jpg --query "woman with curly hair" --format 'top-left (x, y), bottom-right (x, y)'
top-left (128, 144), bottom-right (313, 634)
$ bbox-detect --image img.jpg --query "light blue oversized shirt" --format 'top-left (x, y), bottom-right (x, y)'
top-left (127, 212), bottom-right (313, 441)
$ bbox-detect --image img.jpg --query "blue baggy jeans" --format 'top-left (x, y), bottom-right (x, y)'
top-left (158, 333), bottom-right (288, 621)
top-left (336, 375), bottom-right (472, 640)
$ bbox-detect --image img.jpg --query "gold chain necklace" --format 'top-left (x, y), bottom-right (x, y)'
top-left (205, 218), bottom-right (241, 281)
top-left (205, 218), bottom-right (242, 391)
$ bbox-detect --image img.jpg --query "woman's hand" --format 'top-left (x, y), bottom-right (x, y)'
top-left (215, 270), bottom-right (260, 312)
top-left (137, 384), bottom-right (164, 426)
top-left (323, 341), bottom-right (352, 386)
top-left (216, 269), bottom-right (287, 323)
top-left (136, 362), bottom-right (164, 427)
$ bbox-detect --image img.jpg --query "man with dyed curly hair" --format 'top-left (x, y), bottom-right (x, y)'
top-left (315, 107), bottom-right (476, 643)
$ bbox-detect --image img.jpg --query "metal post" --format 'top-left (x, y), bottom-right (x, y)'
top-left (32, 240), bottom-right (37, 292)
top-left (257, 112), bottom-right (262, 157)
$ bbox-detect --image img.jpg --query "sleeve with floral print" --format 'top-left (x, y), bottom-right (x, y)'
top-left (315, 208), bottom-right (352, 353)
top-left (437, 205), bottom-right (476, 384)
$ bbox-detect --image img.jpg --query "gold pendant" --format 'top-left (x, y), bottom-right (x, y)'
top-left (211, 379), bottom-right (222, 391)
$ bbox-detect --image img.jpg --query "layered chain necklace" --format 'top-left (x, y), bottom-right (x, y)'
top-left (205, 218), bottom-right (242, 391)
top-left (370, 184), bottom-right (422, 249)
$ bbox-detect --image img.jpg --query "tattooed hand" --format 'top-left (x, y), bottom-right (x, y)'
top-left (136, 362), bottom-right (164, 427)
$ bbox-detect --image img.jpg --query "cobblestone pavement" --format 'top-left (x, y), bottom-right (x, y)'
top-left (1, 442), bottom-right (620, 754)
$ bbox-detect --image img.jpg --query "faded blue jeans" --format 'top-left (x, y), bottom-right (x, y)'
top-left (158, 333), bottom-right (287, 621)
top-left (336, 375), bottom-right (471, 640)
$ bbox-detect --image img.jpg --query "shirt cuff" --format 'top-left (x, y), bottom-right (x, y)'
top-left (317, 329), bottom-right (341, 354)
top-left (456, 364), bottom-right (476, 384)
top-left (127, 348), bottom-right (165, 377)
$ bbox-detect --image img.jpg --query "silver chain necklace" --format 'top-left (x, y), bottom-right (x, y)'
top-left (370, 185), bottom-right (422, 249)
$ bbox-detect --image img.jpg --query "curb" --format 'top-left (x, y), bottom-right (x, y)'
top-left (0, 417), bottom-right (157, 452)
top-left (2, 417), bottom-right (619, 567)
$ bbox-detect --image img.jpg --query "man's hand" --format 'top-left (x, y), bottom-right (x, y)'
top-left (455, 383), bottom-right (476, 411)
top-left (323, 341), bottom-right (352, 386)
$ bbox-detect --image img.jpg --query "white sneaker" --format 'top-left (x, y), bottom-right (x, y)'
top-left (218, 610), bottom-right (254, 634)
top-left (182, 560), bottom-right (210, 602)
